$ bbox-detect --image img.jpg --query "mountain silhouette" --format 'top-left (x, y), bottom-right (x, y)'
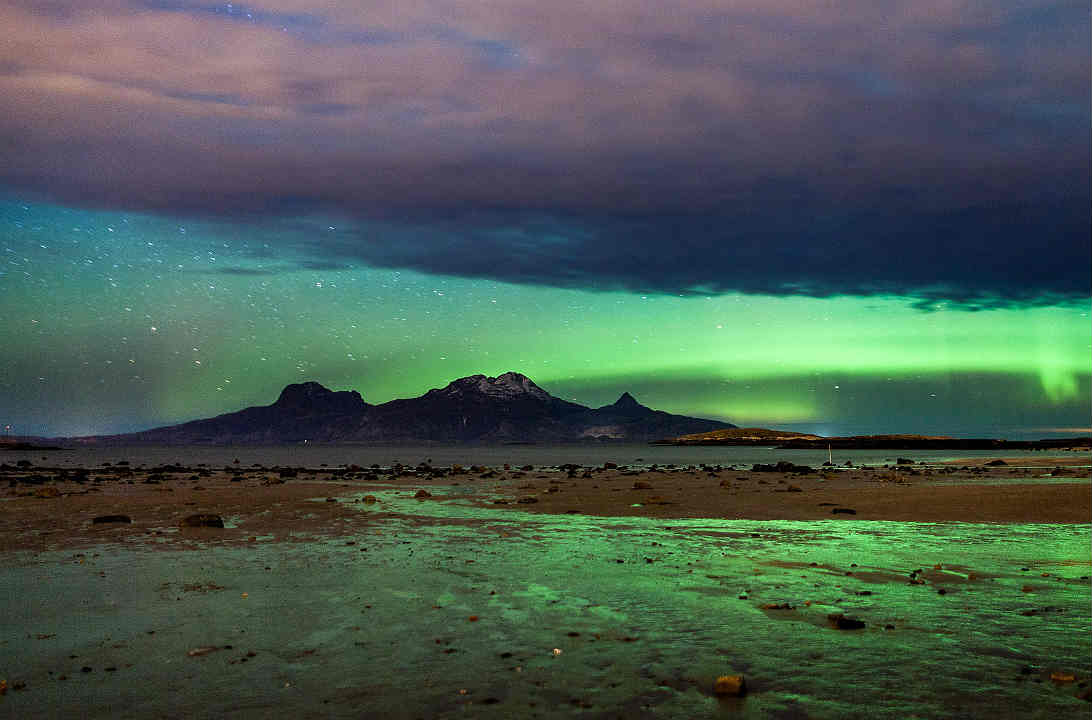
top-left (80, 372), bottom-right (734, 444)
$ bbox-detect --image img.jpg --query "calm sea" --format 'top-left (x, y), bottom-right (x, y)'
top-left (6, 443), bottom-right (1088, 470)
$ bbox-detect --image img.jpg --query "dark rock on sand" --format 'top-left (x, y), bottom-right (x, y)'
top-left (831, 508), bottom-right (857, 515)
top-left (752, 461), bottom-right (814, 473)
top-left (92, 514), bottom-right (131, 524)
top-left (180, 514), bottom-right (225, 528)
top-left (827, 613), bottom-right (866, 630)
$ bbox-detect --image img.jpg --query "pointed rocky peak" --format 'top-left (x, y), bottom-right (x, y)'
top-left (612, 392), bottom-right (643, 410)
top-left (274, 382), bottom-right (366, 413)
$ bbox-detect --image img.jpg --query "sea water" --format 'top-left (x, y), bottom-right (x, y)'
top-left (6, 444), bottom-right (1089, 472)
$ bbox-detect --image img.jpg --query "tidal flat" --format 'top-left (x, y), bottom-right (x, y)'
top-left (1, 455), bottom-right (1089, 718)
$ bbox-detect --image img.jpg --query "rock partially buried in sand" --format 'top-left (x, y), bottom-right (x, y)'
top-left (187, 646), bottom-right (219, 657)
top-left (92, 514), bottom-right (132, 524)
top-left (827, 613), bottom-right (866, 630)
top-left (180, 514), bottom-right (225, 528)
top-left (414, 489), bottom-right (432, 498)
top-left (632, 481), bottom-right (653, 490)
top-left (362, 495), bottom-right (378, 504)
top-left (713, 674), bottom-right (746, 696)
top-left (831, 507), bottom-right (857, 515)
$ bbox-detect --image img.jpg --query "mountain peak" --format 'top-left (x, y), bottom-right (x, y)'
top-left (613, 391), bottom-right (642, 409)
top-left (441, 372), bottom-right (551, 400)
top-left (274, 382), bottom-right (366, 412)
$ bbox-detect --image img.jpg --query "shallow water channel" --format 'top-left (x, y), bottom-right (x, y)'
top-left (2, 486), bottom-right (1089, 719)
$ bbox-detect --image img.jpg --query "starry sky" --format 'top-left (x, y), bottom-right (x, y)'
top-left (0, 1), bottom-right (1089, 439)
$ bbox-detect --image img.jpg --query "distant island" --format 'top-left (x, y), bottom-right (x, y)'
top-left (668, 428), bottom-right (1092, 451)
top-left (65, 372), bottom-right (735, 445)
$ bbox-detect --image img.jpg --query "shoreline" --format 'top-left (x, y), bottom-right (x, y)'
top-left (3, 459), bottom-right (1088, 552)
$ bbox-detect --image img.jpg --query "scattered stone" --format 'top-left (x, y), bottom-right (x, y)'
top-left (187, 646), bottom-right (219, 657)
top-left (92, 514), bottom-right (132, 524)
top-left (713, 674), bottom-right (746, 697)
top-left (752, 461), bottom-right (814, 473)
top-left (827, 613), bottom-right (866, 630)
top-left (180, 514), bottom-right (224, 528)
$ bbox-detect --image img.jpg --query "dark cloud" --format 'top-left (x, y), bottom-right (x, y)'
top-left (272, 197), bottom-right (1089, 309)
top-left (0, 0), bottom-right (1087, 306)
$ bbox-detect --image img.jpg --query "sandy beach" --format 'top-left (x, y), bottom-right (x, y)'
top-left (1, 455), bottom-right (1089, 718)
top-left (2, 458), bottom-right (1089, 552)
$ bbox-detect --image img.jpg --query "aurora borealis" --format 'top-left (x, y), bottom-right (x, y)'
top-left (0, 1), bottom-right (1089, 439)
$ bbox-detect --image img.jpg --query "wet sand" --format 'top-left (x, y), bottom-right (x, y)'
top-left (1, 458), bottom-right (1088, 552)
top-left (1, 457), bottom-right (1089, 718)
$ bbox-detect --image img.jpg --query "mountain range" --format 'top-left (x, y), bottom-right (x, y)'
top-left (76, 372), bottom-right (735, 445)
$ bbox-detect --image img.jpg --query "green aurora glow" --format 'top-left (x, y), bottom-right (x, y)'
top-left (1, 199), bottom-right (1089, 438)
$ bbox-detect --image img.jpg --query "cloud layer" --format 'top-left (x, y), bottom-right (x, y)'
top-left (1, 0), bottom-right (1088, 305)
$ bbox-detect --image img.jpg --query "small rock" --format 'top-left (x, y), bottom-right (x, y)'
top-left (985, 459), bottom-right (1008, 466)
top-left (92, 514), bottom-right (132, 524)
top-left (632, 481), bottom-right (653, 490)
top-left (180, 514), bottom-right (224, 528)
top-left (414, 489), bottom-right (432, 498)
top-left (187, 646), bottom-right (219, 657)
top-left (362, 495), bottom-right (378, 504)
top-left (713, 674), bottom-right (746, 697)
top-left (827, 613), bottom-right (866, 630)
top-left (516, 497), bottom-right (538, 504)
top-left (831, 508), bottom-right (857, 515)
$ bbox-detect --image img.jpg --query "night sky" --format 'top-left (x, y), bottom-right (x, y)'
top-left (1, 1), bottom-right (1089, 439)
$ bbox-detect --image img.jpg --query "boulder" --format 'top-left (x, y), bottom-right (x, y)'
top-left (713, 675), bottom-right (746, 696)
